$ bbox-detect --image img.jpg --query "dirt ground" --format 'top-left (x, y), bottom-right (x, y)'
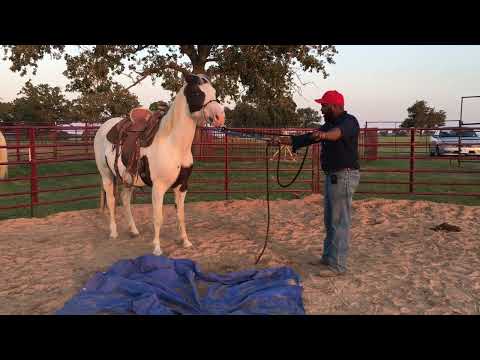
top-left (1, 194), bottom-right (479, 315)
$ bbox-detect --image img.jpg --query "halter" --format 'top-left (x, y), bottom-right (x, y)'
top-left (200, 99), bottom-right (221, 126)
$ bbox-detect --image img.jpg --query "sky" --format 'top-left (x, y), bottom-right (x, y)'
top-left (1, 45), bottom-right (480, 127)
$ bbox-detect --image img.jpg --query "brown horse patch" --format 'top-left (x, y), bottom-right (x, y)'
top-left (171, 166), bottom-right (193, 192)
top-left (184, 74), bottom-right (205, 113)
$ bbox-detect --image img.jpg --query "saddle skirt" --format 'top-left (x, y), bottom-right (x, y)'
top-left (106, 104), bottom-right (169, 186)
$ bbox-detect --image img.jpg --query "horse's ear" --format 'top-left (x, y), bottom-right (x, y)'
top-left (185, 73), bottom-right (197, 84)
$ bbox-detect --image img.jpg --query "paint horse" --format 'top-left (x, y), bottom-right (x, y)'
top-left (94, 74), bottom-right (225, 255)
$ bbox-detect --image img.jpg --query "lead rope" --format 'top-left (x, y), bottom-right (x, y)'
top-left (254, 141), bottom-right (310, 265)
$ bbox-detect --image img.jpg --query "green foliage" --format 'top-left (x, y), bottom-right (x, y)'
top-left (225, 101), bottom-right (321, 128)
top-left (400, 100), bottom-right (446, 129)
top-left (149, 101), bottom-right (170, 112)
top-left (296, 107), bottom-right (323, 127)
top-left (0, 101), bottom-right (14, 125)
top-left (2, 45), bottom-right (337, 114)
top-left (11, 81), bottom-right (71, 125)
top-left (70, 84), bottom-right (140, 123)
top-left (2, 45), bottom-right (65, 76)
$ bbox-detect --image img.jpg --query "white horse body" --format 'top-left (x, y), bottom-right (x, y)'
top-left (0, 130), bottom-right (7, 180)
top-left (94, 75), bottom-right (224, 255)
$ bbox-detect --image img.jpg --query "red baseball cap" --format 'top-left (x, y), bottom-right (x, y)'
top-left (314, 90), bottom-right (344, 106)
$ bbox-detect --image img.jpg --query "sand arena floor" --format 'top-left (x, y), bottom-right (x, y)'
top-left (1, 194), bottom-right (479, 315)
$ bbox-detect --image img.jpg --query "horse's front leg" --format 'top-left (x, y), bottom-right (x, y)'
top-left (152, 181), bottom-right (168, 255)
top-left (173, 186), bottom-right (192, 248)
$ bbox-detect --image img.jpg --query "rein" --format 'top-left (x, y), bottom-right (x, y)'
top-left (253, 142), bottom-right (309, 265)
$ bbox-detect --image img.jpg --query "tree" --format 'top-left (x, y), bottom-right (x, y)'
top-left (225, 99), bottom-right (301, 128)
top-left (149, 100), bottom-right (170, 112)
top-left (0, 101), bottom-right (14, 125)
top-left (296, 107), bottom-right (323, 128)
top-left (400, 100), bottom-right (446, 129)
top-left (70, 84), bottom-right (140, 123)
top-left (225, 103), bottom-right (267, 128)
top-left (2, 45), bottom-right (337, 124)
top-left (11, 81), bottom-right (71, 125)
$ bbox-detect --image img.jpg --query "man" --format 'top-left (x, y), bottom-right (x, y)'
top-left (269, 90), bottom-right (360, 277)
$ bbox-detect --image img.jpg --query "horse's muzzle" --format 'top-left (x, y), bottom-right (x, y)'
top-left (212, 113), bottom-right (225, 127)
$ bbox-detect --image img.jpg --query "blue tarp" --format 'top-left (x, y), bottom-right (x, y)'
top-left (56, 255), bottom-right (305, 315)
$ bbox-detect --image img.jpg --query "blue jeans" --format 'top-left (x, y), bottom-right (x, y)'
top-left (322, 169), bottom-right (360, 273)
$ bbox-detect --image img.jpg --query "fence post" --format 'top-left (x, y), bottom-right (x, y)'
top-left (224, 129), bottom-right (229, 200)
top-left (362, 124), bottom-right (367, 160)
top-left (394, 131), bottom-right (397, 157)
top-left (409, 128), bottom-right (415, 194)
top-left (53, 129), bottom-right (58, 160)
top-left (85, 123), bottom-right (89, 155)
top-left (425, 131), bottom-right (428, 156)
top-left (15, 128), bottom-right (21, 161)
top-left (311, 143), bottom-right (320, 193)
top-left (29, 128), bottom-right (39, 217)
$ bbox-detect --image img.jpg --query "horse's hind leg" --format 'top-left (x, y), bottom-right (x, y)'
top-left (121, 186), bottom-right (140, 237)
top-left (103, 178), bottom-right (118, 239)
top-left (173, 186), bottom-right (192, 248)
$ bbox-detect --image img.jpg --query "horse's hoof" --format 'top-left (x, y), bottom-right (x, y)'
top-left (183, 241), bottom-right (193, 248)
top-left (153, 248), bottom-right (163, 256)
top-left (109, 234), bottom-right (118, 239)
top-left (129, 232), bottom-right (140, 238)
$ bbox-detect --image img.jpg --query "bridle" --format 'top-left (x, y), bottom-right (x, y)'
top-left (200, 99), bottom-right (221, 126)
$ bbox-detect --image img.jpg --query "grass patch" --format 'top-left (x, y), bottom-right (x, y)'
top-left (1, 138), bottom-right (479, 220)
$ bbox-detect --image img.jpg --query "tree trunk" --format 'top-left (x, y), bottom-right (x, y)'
top-left (181, 45), bottom-right (209, 74)
top-left (192, 63), bottom-right (206, 74)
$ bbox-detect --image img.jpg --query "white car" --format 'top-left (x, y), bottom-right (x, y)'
top-left (429, 128), bottom-right (480, 156)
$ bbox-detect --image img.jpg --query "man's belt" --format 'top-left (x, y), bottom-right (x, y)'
top-left (323, 167), bottom-right (359, 175)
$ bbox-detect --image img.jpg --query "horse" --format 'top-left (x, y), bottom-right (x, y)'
top-left (94, 74), bottom-right (225, 255)
top-left (0, 130), bottom-right (7, 180)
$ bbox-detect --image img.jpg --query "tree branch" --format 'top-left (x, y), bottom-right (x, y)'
top-left (295, 72), bottom-right (314, 87)
top-left (125, 62), bottom-right (190, 90)
top-left (126, 73), bottom-right (151, 90)
top-left (134, 45), bottom-right (149, 53)
top-left (198, 45), bottom-right (213, 61)
top-left (164, 62), bottom-right (190, 76)
top-left (180, 45), bottom-right (197, 62)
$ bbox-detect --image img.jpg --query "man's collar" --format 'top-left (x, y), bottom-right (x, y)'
top-left (328, 111), bottom-right (347, 123)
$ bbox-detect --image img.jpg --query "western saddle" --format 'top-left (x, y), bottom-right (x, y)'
top-left (106, 103), bottom-right (169, 186)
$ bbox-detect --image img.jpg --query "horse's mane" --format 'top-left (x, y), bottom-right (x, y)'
top-left (155, 85), bottom-right (189, 139)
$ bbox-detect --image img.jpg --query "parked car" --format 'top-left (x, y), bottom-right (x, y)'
top-left (429, 128), bottom-right (480, 156)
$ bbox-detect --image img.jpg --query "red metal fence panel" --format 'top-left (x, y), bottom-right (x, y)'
top-left (1, 124), bottom-right (479, 219)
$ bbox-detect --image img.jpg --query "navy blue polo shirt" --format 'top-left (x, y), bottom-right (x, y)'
top-left (291, 111), bottom-right (360, 172)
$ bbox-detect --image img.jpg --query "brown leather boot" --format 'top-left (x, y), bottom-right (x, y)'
top-left (315, 266), bottom-right (346, 278)
top-left (307, 258), bottom-right (329, 267)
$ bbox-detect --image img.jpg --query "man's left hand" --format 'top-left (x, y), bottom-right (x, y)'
top-left (311, 131), bottom-right (326, 141)
top-left (266, 136), bottom-right (292, 146)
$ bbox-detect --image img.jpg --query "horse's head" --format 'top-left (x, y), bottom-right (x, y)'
top-left (184, 74), bottom-right (225, 127)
